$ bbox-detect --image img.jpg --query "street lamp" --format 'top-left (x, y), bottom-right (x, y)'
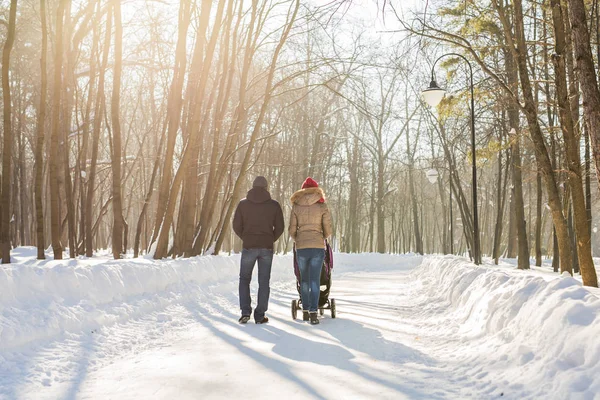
top-left (422, 53), bottom-right (481, 265)
top-left (426, 169), bottom-right (439, 184)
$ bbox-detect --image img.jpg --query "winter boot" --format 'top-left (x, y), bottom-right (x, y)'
top-left (303, 311), bottom-right (309, 321)
top-left (309, 312), bottom-right (319, 325)
top-left (256, 316), bottom-right (269, 324)
top-left (239, 315), bottom-right (250, 324)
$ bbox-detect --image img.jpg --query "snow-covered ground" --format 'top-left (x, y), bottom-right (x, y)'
top-left (1, 248), bottom-right (600, 399)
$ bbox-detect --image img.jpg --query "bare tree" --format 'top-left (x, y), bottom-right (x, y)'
top-left (0, 0), bottom-right (18, 263)
top-left (551, 0), bottom-right (597, 286)
top-left (48, 0), bottom-right (70, 260)
top-left (110, 0), bottom-right (126, 258)
top-left (34, 0), bottom-right (48, 260)
top-left (85, 6), bottom-right (112, 257)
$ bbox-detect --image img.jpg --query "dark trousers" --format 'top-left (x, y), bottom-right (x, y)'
top-left (239, 248), bottom-right (273, 321)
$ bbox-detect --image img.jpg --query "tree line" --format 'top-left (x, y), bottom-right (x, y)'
top-left (0, 0), bottom-right (599, 286)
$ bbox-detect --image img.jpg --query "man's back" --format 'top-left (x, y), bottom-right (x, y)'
top-left (233, 187), bottom-right (284, 249)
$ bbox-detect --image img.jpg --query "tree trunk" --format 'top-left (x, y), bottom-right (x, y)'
top-left (61, 1), bottom-right (77, 258)
top-left (376, 153), bottom-right (386, 253)
top-left (551, 0), bottom-right (597, 286)
top-left (0, 0), bottom-right (17, 263)
top-left (504, 42), bottom-right (529, 270)
top-left (49, 0), bottom-right (69, 260)
top-left (368, 164), bottom-right (375, 253)
top-left (406, 127), bottom-right (422, 255)
top-left (348, 135), bottom-right (360, 252)
top-left (76, 4), bottom-right (99, 254)
top-left (85, 7), bottom-right (111, 257)
top-left (584, 123), bottom-right (592, 239)
top-left (535, 171), bottom-right (543, 266)
top-left (506, 191), bottom-right (517, 258)
top-left (508, 127), bottom-right (530, 270)
top-left (134, 122), bottom-right (166, 257)
top-left (110, 0), bottom-right (125, 258)
top-left (34, 0), bottom-right (48, 260)
top-left (492, 125), bottom-right (509, 264)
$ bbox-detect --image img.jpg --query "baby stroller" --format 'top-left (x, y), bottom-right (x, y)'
top-left (291, 240), bottom-right (336, 319)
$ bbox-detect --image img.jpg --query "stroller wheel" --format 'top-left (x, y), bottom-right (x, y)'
top-left (319, 308), bottom-right (324, 316)
top-left (330, 298), bottom-right (336, 319)
top-left (291, 300), bottom-right (298, 320)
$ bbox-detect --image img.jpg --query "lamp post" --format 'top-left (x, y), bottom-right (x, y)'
top-left (449, 179), bottom-right (454, 255)
top-left (422, 53), bottom-right (481, 265)
top-left (425, 169), bottom-right (438, 254)
top-left (426, 168), bottom-right (454, 255)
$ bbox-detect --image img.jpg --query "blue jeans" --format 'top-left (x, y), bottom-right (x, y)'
top-left (239, 248), bottom-right (273, 321)
top-left (296, 248), bottom-right (325, 313)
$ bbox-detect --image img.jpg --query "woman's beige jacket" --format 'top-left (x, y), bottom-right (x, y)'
top-left (288, 187), bottom-right (333, 249)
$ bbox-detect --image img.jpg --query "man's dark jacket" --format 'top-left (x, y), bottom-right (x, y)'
top-left (233, 187), bottom-right (284, 250)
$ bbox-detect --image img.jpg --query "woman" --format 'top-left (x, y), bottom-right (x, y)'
top-left (289, 177), bottom-right (333, 325)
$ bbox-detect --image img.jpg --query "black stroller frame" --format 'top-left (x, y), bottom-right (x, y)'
top-left (291, 241), bottom-right (336, 319)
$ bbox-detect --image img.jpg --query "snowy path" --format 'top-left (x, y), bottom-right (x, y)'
top-left (2, 252), bottom-right (600, 399)
top-left (2, 262), bottom-right (495, 399)
top-left (72, 271), bottom-right (471, 400)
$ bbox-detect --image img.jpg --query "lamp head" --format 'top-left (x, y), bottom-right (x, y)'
top-left (422, 79), bottom-right (446, 107)
top-left (426, 169), bottom-right (439, 184)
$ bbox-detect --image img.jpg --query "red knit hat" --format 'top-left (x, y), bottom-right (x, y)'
top-left (301, 177), bottom-right (319, 189)
top-left (301, 177), bottom-right (324, 203)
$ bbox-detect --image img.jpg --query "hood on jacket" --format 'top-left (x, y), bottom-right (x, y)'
top-left (290, 187), bottom-right (326, 206)
top-left (246, 187), bottom-right (272, 203)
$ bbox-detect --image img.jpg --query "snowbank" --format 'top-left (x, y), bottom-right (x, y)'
top-left (4, 247), bottom-right (600, 398)
top-left (415, 256), bottom-right (600, 398)
top-left (0, 247), bottom-right (420, 350)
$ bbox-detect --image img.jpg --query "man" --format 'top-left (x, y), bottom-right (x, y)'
top-left (233, 176), bottom-right (284, 324)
